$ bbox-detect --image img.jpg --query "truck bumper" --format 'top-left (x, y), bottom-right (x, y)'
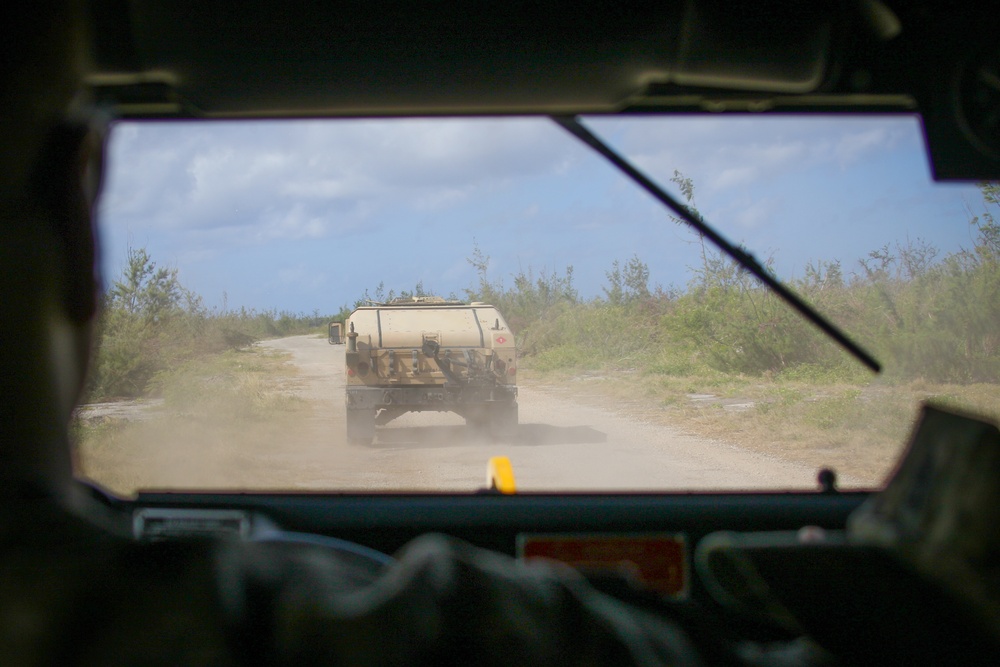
top-left (346, 384), bottom-right (517, 411)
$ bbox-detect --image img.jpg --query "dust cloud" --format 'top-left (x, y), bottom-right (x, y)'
top-left (77, 335), bottom-right (836, 497)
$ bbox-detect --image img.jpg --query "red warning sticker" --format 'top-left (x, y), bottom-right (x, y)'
top-left (496, 336), bottom-right (507, 344)
top-left (517, 533), bottom-right (687, 597)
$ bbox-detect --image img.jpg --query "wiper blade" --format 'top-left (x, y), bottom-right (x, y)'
top-left (553, 115), bottom-right (881, 374)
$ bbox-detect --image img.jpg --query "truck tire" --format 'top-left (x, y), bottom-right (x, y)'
top-left (489, 402), bottom-right (518, 438)
top-left (346, 408), bottom-right (375, 444)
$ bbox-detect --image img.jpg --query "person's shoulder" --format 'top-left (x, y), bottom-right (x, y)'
top-left (0, 494), bottom-right (236, 665)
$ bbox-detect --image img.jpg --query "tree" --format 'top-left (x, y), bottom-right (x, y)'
top-left (603, 260), bottom-right (624, 305)
top-left (602, 255), bottom-right (650, 304)
top-left (462, 240), bottom-right (507, 307)
top-left (623, 255), bottom-right (651, 301)
top-left (971, 181), bottom-right (1000, 258)
top-left (668, 170), bottom-right (709, 272)
top-left (108, 246), bottom-right (188, 323)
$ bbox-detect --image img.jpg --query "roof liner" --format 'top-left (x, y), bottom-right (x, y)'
top-left (86, 1), bottom-right (834, 116)
top-left (83, 1), bottom-right (1000, 180)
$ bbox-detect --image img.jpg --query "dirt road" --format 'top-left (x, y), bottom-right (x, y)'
top-left (257, 335), bottom-right (829, 492)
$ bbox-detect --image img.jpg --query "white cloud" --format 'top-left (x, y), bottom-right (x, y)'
top-left (100, 117), bottom-right (571, 252)
top-left (590, 116), bottom-right (919, 197)
top-left (412, 187), bottom-right (472, 211)
top-left (277, 264), bottom-right (328, 292)
top-left (712, 166), bottom-right (759, 190)
top-left (281, 179), bottom-right (355, 199)
top-left (834, 127), bottom-right (890, 166)
top-left (731, 197), bottom-right (781, 229)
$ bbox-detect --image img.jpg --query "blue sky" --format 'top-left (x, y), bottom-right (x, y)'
top-left (98, 115), bottom-right (984, 315)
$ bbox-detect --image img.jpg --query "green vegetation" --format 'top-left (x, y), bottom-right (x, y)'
top-left (86, 246), bottom-right (338, 401)
top-left (461, 181), bottom-right (1000, 387)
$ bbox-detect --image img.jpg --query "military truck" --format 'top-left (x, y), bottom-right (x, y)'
top-left (344, 296), bottom-right (517, 443)
top-left (328, 322), bottom-right (343, 345)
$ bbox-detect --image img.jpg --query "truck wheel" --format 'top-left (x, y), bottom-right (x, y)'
top-left (346, 409), bottom-right (375, 444)
top-left (489, 403), bottom-right (518, 438)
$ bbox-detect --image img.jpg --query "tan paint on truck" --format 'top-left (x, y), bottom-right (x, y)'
top-left (347, 304), bottom-right (516, 387)
top-left (344, 299), bottom-right (518, 442)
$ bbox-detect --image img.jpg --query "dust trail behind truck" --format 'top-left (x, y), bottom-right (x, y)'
top-left (344, 297), bottom-right (518, 444)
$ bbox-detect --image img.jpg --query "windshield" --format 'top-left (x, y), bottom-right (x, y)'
top-left (73, 115), bottom-right (999, 497)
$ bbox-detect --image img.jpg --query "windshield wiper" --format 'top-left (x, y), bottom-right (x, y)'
top-left (553, 115), bottom-right (881, 374)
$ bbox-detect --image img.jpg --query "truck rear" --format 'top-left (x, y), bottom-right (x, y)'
top-left (344, 297), bottom-right (518, 443)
